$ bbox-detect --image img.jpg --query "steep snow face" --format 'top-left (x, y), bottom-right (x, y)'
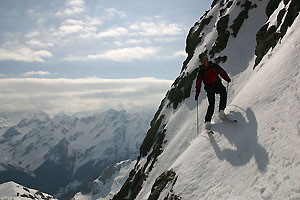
top-left (112, 0), bottom-right (300, 200)
top-left (0, 181), bottom-right (57, 200)
top-left (169, 16), bottom-right (300, 199)
top-left (0, 109), bottom-right (152, 197)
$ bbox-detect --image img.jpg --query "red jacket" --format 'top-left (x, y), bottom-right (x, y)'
top-left (196, 62), bottom-right (230, 95)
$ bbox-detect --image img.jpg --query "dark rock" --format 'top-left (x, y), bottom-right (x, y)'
top-left (230, 0), bottom-right (253, 37)
top-left (2, 127), bottom-right (21, 139)
top-left (140, 115), bottom-right (164, 158)
top-left (167, 69), bottom-right (199, 109)
top-left (214, 56), bottom-right (228, 63)
top-left (211, 0), bottom-right (221, 8)
top-left (148, 169), bottom-right (177, 200)
top-left (254, 24), bottom-right (281, 67)
top-left (254, 0), bottom-right (299, 68)
top-left (277, 8), bottom-right (286, 27)
top-left (280, 0), bottom-right (300, 37)
top-left (210, 14), bottom-right (230, 57)
top-left (266, 0), bottom-right (282, 17)
top-left (183, 15), bottom-right (213, 71)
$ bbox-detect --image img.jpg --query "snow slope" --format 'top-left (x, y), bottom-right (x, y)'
top-left (111, 0), bottom-right (300, 199)
top-left (0, 181), bottom-right (57, 200)
top-left (169, 16), bottom-right (300, 199)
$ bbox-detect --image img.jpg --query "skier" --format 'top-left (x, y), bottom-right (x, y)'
top-left (195, 53), bottom-right (231, 129)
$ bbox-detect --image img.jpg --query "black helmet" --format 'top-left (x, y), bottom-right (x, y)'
top-left (199, 53), bottom-right (208, 62)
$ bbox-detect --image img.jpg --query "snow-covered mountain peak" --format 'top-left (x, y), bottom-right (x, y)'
top-left (0, 181), bottom-right (57, 200)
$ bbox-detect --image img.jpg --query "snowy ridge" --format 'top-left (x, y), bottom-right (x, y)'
top-left (0, 111), bottom-right (50, 129)
top-left (112, 0), bottom-right (300, 199)
top-left (0, 181), bottom-right (57, 200)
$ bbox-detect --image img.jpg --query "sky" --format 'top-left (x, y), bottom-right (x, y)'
top-left (0, 0), bottom-right (212, 115)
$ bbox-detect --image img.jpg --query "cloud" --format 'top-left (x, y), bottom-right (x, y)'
top-left (0, 47), bottom-right (53, 62)
top-left (125, 39), bottom-right (144, 45)
top-left (96, 27), bottom-right (128, 39)
top-left (66, 0), bottom-right (85, 7)
top-left (26, 39), bottom-right (54, 47)
top-left (104, 8), bottom-right (127, 19)
top-left (154, 50), bottom-right (187, 60)
top-left (48, 17), bottom-right (101, 39)
top-left (113, 39), bottom-right (147, 47)
top-left (87, 47), bottom-right (159, 61)
top-left (90, 21), bottom-right (182, 41)
top-left (64, 19), bottom-right (84, 25)
top-left (0, 1), bottom-right (186, 66)
top-left (56, 0), bottom-right (86, 16)
top-left (59, 24), bottom-right (84, 34)
top-left (27, 9), bottom-right (37, 16)
top-left (154, 37), bottom-right (178, 43)
top-left (22, 71), bottom-right (51, 77)
top-left (26, 31), bottom-right (40, 38)
top-left (0, 77), bottom-right (172, 115)
top-left (64, 46), bottom-right (159, 62)
top-left (86, 17), bottom-right (102, 26)
top-left (170, 51), bottom-right (187, 58)
top-left (129, 22), bottom-right (183, 36)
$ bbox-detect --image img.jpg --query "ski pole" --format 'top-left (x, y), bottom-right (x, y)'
top-left (226, 81), bottom-right (230, 107)
top-left (226, 82), bottom-right (229, 93)
top-left (197, 98), bottom-right (199, 136)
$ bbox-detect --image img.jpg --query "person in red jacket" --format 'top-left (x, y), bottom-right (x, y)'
top-left (195, 54), bottom-right (231, 129)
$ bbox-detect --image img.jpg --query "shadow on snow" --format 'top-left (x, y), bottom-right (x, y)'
top-left (208, 107), bottom-right (269, 173)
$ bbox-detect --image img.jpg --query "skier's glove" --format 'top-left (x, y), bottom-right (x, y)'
top-left (195, 94), bottom-right (199, 101)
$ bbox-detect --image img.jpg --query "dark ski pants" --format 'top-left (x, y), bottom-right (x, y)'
top-left (205, 84), bottom-right (227, 122)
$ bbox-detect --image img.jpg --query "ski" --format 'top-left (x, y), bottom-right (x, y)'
top-left (206, 129), bottom-right (214, 134)
top-left (220, 116), bottom-right (237, 123)
top-left (225, 118), bottom-right (237, 123)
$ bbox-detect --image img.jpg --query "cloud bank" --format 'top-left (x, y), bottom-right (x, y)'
top-left (0, 77), bottom-right (172, 115)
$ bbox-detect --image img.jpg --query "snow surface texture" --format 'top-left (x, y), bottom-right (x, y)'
top-left (0, 181), bottom-right (57, 200)
top-left (110, 1), bottom-right (300, 200)
top-left (0, 109), bottom-right (152, 197)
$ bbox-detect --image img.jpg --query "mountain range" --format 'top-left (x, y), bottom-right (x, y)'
top-left (0, 109), bottom-right (153, 198)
